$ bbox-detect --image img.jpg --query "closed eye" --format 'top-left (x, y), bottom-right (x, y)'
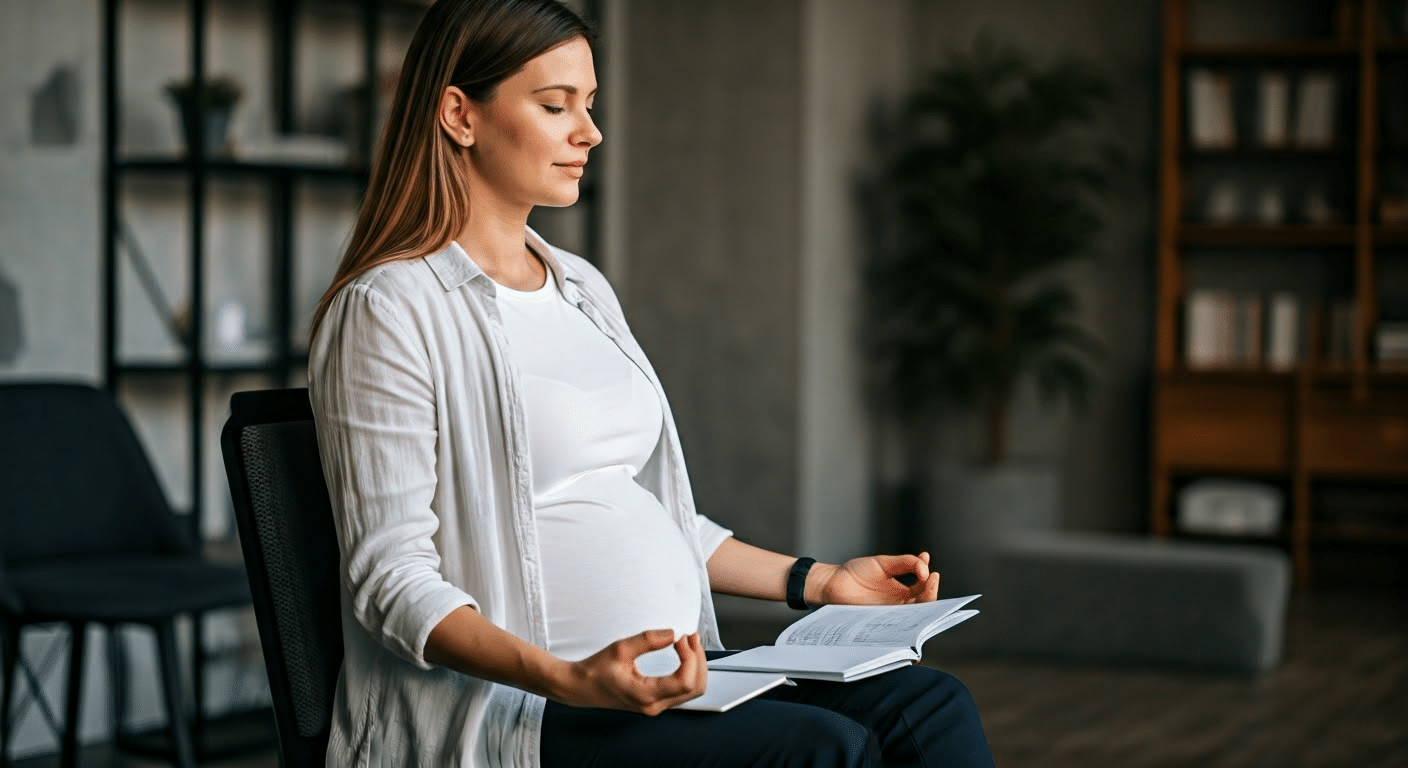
top-left (543, 105), bottom-right (565, 115)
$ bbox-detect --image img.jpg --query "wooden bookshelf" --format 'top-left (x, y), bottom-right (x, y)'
top-left (1152, 0), bottom-right (1408, 586)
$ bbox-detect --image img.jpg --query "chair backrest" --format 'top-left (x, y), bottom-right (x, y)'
top-left (0, 382), bottom-right (193, 564)
top-left (221, 388), bottom-right (342, 768)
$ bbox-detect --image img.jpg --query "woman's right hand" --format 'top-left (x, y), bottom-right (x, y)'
top-left (554, 630), bottom-right (707, 715)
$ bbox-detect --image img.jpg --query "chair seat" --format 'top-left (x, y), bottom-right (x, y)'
top-left (9, 556), bottom-right (250, 623)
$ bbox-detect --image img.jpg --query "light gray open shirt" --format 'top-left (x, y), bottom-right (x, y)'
top-left (309, 231), bottom-right (731, 767)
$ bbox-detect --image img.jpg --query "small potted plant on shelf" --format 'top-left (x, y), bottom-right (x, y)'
top-left (862, 34), bottom-right (1119, 557)
top-left (165, 74), bottom-right (243, 157)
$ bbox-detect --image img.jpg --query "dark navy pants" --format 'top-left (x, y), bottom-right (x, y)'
top-left (540, 663), bottom-right (995, 767)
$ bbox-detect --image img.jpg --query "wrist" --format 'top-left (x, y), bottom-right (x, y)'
top-left (511, 640), bottom-right (575, 704)
top-left (538, 654), bottom-right (580, 704)
top-left (804, 562), bottom-right (838, 608)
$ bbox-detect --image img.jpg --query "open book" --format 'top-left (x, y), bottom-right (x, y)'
top-left (707, 594), bottom-right (980, 683)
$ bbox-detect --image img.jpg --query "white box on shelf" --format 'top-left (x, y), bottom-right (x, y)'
top-left (1177, 479), bottom-right (1282, 537)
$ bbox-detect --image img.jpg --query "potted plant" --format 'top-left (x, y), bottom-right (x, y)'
top-left (862, 35), bottom-right (1119, 556)
top-left (165, 74), bottom-right (243, 157)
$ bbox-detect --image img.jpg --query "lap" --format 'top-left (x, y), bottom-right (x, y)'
top-left (540, 665), bottom-right (992, 768)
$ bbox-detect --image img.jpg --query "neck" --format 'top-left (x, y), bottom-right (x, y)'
top-left (454, 199), bottom-right (543, 290)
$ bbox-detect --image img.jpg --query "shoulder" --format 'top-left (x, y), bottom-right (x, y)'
top-left (347, 258), bottom-right (440, 303)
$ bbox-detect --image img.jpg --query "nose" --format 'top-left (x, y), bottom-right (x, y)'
top-left (575, 110), bottom-right (602, 148)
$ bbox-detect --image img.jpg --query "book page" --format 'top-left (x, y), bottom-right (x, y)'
top-left (778, 595), bottom-right (980, 648)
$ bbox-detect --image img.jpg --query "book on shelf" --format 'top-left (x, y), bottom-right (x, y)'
top-left (1376, 322), bottom-right (1408, 365)
top-left (1188, 69), bottom-right (1237, 149)
top-left (1376, 298), bottom-right (1408, 366)
top-left (708, 595), bottom-right (981, 683)
top-left (1267, 293), bottom-right (1300, 371)
top-left (1184, 289), bottom-right (1225, 368)
top-left (1184, 290), bottom-right (1264, 368)
top-left (1255, 70), bottom-right (1291, 148)
top-left (1292, 72), bottom-right (1337, 149)
top-left (1324, 298), bottom-right (1357, 365)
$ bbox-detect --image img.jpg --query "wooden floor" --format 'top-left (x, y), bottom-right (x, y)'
top-left (940, 587), bottom-right (1408, 768)
top-left (13, 587), bottom-right (1406, 768)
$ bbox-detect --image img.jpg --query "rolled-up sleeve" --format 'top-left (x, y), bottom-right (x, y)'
top-left (692, 515), bottom-right (733, 561)
top-left (310, 282), bottom-right (477, 670)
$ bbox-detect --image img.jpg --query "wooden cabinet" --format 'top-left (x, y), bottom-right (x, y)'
top-left (1151, 0), bottom-right (1408, 585)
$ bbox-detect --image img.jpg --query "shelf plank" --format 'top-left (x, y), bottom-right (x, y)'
top-left (1183, 145), bottom-right (1353, 159)
top-left (1377, 227), bottom-right (1408, 245)
top-left (1179, 224), bottom-right (1357, 246)
top-left (1161, 367), bottom-right (1296, 385)
top-left (1181, 39), bottom-right (1359, 60)
top-left (117, 156), bottom-right (368, 179)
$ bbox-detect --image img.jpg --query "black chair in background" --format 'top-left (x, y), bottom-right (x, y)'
top-left (220, 388), bottom-right (342, 768)
top-left (0, 382), bottom-right (250, 768)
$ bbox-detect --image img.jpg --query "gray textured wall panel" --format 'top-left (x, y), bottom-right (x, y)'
top-left (623, 0), bottom-right (803, 553)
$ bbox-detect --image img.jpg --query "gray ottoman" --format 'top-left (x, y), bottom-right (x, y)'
top-left (939, 532), bottom-right (1291, 675)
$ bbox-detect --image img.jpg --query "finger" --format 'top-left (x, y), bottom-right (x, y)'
top-left (903, 572), bottom-right (939, 603)
top-left (673, 633), bottom-right (706, 690)
top-left (616, 629), bottom-right (677, 661)
top-left (690, 633), bottom-right (708, 689)
top-left (923, 571), bottom-right (940, 600)
top-left (872, 552), bottom-right (929, 574)
top-left (913, 555), bottom-right (930, 583)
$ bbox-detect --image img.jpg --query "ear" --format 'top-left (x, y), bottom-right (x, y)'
top-left (438, 85), bottom-right (476, 148)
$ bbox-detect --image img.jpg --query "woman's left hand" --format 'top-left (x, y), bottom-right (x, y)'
top-left (808, 552), bottom-right (940, 607)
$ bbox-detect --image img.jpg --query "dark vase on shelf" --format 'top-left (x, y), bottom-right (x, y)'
top-left (165, 76), bottom-right (241, 158)
top-left (174, 104), bottom-right (234, 157)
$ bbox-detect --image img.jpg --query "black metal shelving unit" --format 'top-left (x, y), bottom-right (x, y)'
top-left (99, 0), bottom-right (397, 760)
top-left (99, 0), bottom-right (603, 759)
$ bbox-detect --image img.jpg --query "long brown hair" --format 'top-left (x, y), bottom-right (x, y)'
top-left (309, 0), bottom-right (592, 341)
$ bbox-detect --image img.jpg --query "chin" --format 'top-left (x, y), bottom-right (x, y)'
top-left (539, 188), bottom-right (581, 208)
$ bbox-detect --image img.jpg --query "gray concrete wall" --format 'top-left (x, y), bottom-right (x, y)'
top-left (621, 0), bottom-right (805, 554)
top-left (798, 0), bottom-right (911, 562)
top-left (907, 0), bottom-right (1160, 534)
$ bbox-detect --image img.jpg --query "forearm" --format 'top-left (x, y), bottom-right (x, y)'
top-left (424, 606), bottom-right (573, 701)
top-left (705, 537), bottom-right (837, 607)
top-left (424, 606), bottom-right (708, 714)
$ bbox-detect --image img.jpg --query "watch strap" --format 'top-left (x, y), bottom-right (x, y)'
top-left (786, 557), bottom-right (817, 610)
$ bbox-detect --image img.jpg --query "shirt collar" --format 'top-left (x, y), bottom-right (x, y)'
top-left (423, 227), bottom-right (584, 294)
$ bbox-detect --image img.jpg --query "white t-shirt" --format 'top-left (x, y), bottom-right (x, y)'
top-left (494, 269), bottom-right (703, 665)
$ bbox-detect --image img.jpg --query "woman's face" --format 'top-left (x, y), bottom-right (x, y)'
top-left (457, 36), bottom-right (601, 212)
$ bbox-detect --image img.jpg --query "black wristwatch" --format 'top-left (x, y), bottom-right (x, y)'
top-left (786, 557), bottom-right (817, 610)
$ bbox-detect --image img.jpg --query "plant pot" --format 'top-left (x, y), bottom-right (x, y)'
top-left (174, 104), bottom-right (234, 157)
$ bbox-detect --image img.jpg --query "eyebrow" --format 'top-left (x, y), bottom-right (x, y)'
top-left (532, 84), bottom-right (599, 97)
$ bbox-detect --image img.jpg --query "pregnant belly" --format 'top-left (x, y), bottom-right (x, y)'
top-left (535, 471), bottom-right (703, 663)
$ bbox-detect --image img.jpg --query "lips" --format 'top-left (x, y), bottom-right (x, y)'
top-left (555, 161), bottom-right (586, 177)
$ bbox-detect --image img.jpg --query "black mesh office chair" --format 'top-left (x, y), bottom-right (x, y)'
top-left (0, 382), bottom-right (251, 768)
top-left (220, 388), bottom-right (342, 768)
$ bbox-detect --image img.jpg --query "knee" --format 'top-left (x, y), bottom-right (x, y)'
top-left (783, 708), bottom-right (880, 768)
top-left (901, 666), bottom-right (980, 709)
